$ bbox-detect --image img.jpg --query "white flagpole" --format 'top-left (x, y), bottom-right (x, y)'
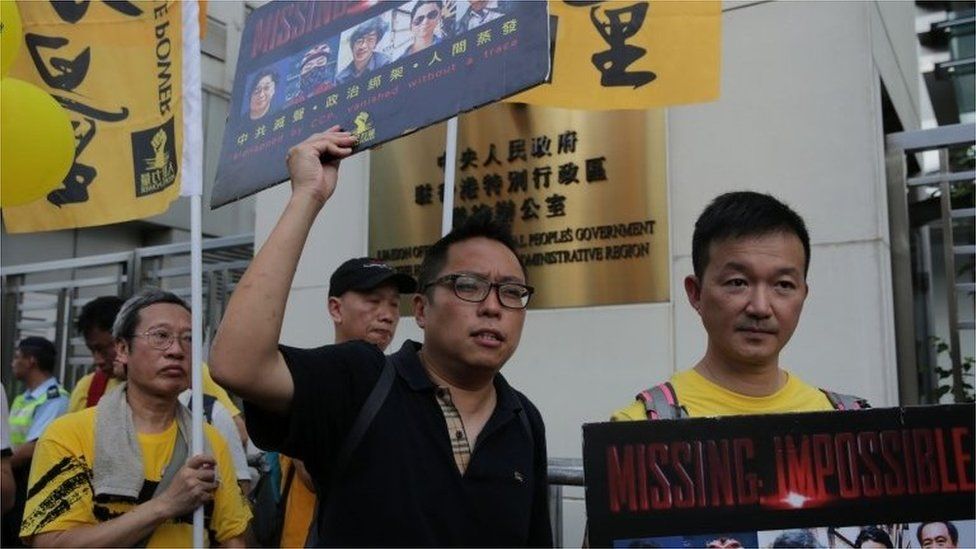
top-left (179, 1), bottom-right (205, 546)
top-left (441, 116), bottom-right (459, 236)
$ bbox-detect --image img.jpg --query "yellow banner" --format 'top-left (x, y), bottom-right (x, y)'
top-left (2, 0), bottom-right (184, 233)
top-left (510, 0), bottom-right (721, 110)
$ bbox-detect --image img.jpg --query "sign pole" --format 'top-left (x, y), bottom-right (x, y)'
top-left (441, 116), bottom-right (459, 237)
top-left (179, 1), bottom-right (205, 546)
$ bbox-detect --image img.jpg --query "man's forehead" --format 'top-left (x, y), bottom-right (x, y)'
top-left (706, 233), bottom-right (805, 267)
top-left (444, 238), bottom-right (525, 280)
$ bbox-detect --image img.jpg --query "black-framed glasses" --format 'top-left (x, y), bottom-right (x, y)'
top-left (412, 9), bottom-right (439, 26)
top-left (131, 329), bottom-right (192, 351)
top-left (424, 273), bottom-right (534, 309)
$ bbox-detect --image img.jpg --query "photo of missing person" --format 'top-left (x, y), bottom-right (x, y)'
top-left (285, 38), bottom-right (340, 106)
top-left (248, 70), bottom-right (277, 120)
top-left (395, 0), bottom-right (447, 60)
top-left (614, 532), bottom-right (758, 548)
top-left (336, 14), bottom-right (394, 85)
top-left (454, 0), bottom-right (505, 34)
top-left (240, 55), bottom-right (292, 121)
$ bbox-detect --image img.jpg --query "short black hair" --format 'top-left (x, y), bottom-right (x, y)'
top-left (691, 191), bottom-right (811, 279)
top-left (417, 210), bottom-right (524, 295)
top-left (855, 527), bottom-right (893, 548)
top-left (411, 0), bottom-right (443, 21)
top-left (77, 296), bottom-right (124, 336)
top-left (350, 16), bottom-right (387, 45)
top-left (17, 336), bottom-right (57, 374)
top-left (253, 69), bottom-right (278, 88)
top-left (917, 521), bottom-right (958, 545)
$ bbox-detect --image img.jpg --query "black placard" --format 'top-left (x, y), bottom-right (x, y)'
top-left (212, 0), bottom-right (551, 208)
top-left (583, 404), bottom-right (975, 546)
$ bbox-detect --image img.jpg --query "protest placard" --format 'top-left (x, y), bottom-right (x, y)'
top-left (583, 404), bottom-right (975, 547)
top-left (212, 0), bottom-right (550, 208)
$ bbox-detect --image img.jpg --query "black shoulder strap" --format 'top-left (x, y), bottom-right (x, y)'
top-left (186, 393), bottom-right (218, 424)
top-left (332, 354), bottom-right (397, 483)
top-left (820, 389), bottom-right (870, 410)
top-left (136, 430), bottom-right (188, 547)
top-left (306, 354), bottom-right (397, 547)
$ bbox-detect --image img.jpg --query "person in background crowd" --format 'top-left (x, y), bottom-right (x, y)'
top-left (279, 256), bottom-right (415, 547)
top-left (210, 128), bottom-right (552, 546)
top-left (336, 17), bottom-right (392, 84)
top-left (19, 289), bottom-right (251, 547)
top-left (917, 521), bottom-right (958, 548)
top-left (8, 337), bottom-right (69, 468)
top-left (3, 337), bottom-right (70, 547)
top-left (612, 192), bottom-right (868, 422)
top-left (69, 296), bottom-right (125, 413)
top-left (1, 384), bottom-right (14, 514)
top-left (398, 1), bottom-right (445, 60)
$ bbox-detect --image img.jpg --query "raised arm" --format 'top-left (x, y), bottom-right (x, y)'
top-left (210, 128), bottom-right (356, 415)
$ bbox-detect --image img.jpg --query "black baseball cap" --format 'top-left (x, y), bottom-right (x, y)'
top-left (329, 257), bottom-right (417, 297)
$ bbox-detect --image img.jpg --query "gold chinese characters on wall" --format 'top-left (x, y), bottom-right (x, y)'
top-left (369, 103), bottom-right (668, 309)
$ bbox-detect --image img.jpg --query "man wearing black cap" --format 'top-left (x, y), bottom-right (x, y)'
top-left (327, 257), bottom-right (416, 351)
top-left (278, 256), bottom-right (415, 547)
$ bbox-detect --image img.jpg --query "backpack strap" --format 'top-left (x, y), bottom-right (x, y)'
top-left (135, 428), bottom-right (189, 547)
top-left (820, 389), bottom-right (870, 410)
top-left (636, 382), bottom-right (689, 420)
top-left (307, 353), bottom-right (398, 547)
top-left (187, 393), bottom-right (218, 424)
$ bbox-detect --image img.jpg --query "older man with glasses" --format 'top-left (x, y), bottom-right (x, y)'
top-left (210, 128), bottom-right (552, 546)
top-left (19, 289), bottom-right (251, 548)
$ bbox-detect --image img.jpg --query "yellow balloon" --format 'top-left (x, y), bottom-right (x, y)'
top-left (0, 0), bottom-right (22, 77)
top-left (1, 78), bottom-right (76, 207)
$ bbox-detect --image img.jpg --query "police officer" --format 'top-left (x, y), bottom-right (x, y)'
top-left (4, 336), bottom-right (68, 547)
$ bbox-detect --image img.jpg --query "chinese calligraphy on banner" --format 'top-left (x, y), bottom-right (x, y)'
top-left (510, 0), bottom-right (721, 110)
top-left (2, 0), bottom-right (190, 233)
top-left (370, 102), bottom-right (669, 309)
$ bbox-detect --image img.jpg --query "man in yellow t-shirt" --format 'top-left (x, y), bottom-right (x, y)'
top-left (613, 192), bottom-right (866, 421)
top-left (69, 297), bottom-right (125, 413)
top-left (20, 289), bottom-right (251, 547)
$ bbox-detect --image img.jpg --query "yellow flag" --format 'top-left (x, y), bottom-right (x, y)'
top-left (510, 0), bottom-right (721, 110)
top-left (2, 0), bottom-right (186, 233)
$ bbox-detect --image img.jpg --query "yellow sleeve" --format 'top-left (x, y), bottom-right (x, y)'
top-left (609, 400), bottom-right (646, 422)
top-left (67, 373), bottom-right (93, 413)
top-left (205, 425), bottom-right (252, 543)
top-left (202, 362), bottom-right (241, 417)
top-left (20, 414), bottom-right (96, 541)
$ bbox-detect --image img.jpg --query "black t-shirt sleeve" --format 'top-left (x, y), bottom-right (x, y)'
top-left (244, 341), bottom-right (384, 469)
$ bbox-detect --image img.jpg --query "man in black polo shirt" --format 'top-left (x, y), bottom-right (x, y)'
top-left (211, 127), bottom-right (552, 546)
